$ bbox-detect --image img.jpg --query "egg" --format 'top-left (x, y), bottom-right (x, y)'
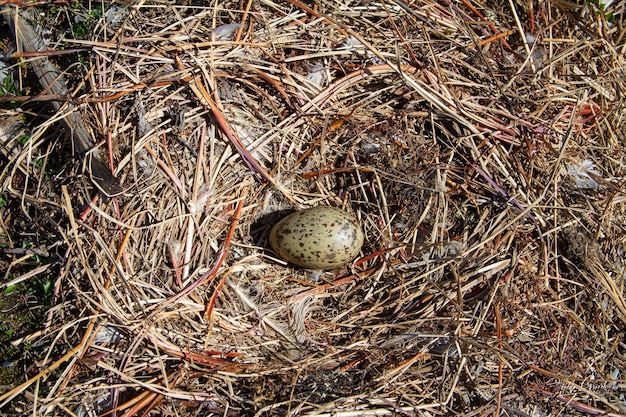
top-left (269, 206), bottom-right (364, 269)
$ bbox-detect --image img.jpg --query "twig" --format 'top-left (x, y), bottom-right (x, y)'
top-left (531, 386), bottom-right (626, 417)
top-left (3, 5), bottom-right (123, 196)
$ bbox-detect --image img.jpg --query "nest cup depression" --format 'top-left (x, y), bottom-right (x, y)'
top-left (269, 206), bottom-right (364, 269)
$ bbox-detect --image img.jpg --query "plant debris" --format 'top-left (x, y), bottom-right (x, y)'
top-left (0, 0), bottom-right (625, 416)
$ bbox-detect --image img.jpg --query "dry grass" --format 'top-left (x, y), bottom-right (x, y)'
top-left (1, 0), bottom-right (626, 416)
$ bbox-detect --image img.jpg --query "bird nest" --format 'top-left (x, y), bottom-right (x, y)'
top-left (1, 0), bottom-right (626, 416)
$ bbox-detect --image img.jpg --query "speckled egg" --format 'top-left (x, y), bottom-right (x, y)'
top-left (269, 206), bottom-right (364, 269)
